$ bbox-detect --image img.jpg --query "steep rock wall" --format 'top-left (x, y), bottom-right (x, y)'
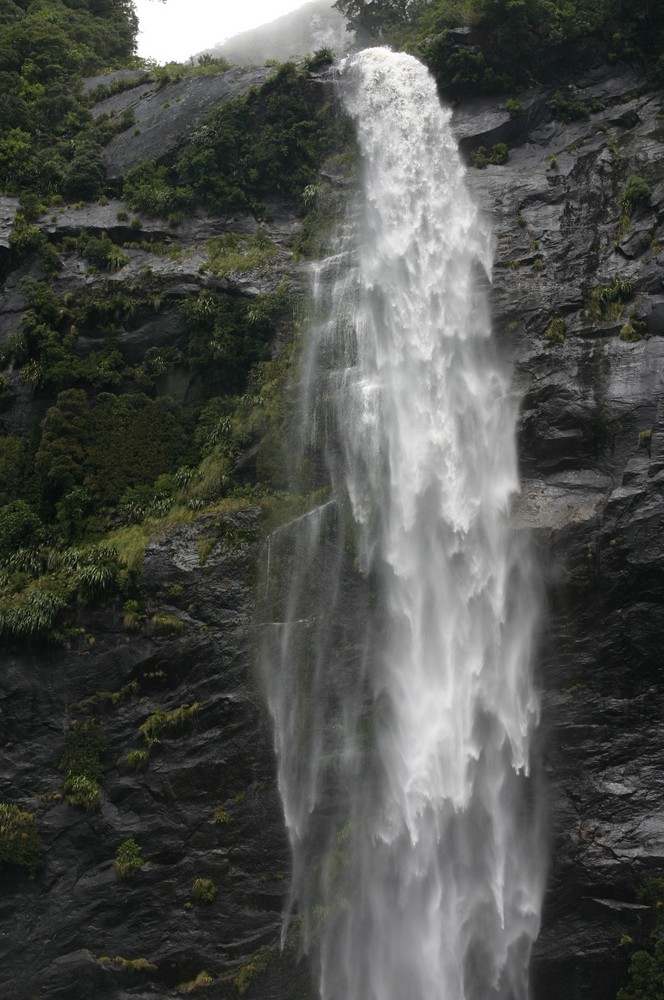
top-left (456, 65), bottom-right (664, 1000)
top-left (1, 60), bottom-right (664, 1000)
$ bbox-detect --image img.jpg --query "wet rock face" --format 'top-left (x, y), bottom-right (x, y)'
top-left (455, 66), bottom-right (664, 1000)
top-left (0, 509), bottom-right (310, 1000)
top-left (94, 67), bottom-right (273, 181)
top-left (1, 59), bottom-right (664, 1000)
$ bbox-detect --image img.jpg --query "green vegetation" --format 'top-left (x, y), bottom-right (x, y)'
top-left (192, 876), bottom-right (217, 904)
top-left (0, 802), bottom-right (43, 875)
top-left (151, 612), bottom-right (185, 635)
top-left (620, 317), bottom-right (647, 342)
top-left (471, 142), bottom-right (508, 168)
top-left (64, 775), bottom-right (100, 811)
top-left (545, 316), bottom-right (566, 343)
top-left (0, 0), bottom-right (138, 203)
top-left (234, 945), bottom-right (275, 994)
top-left (177, 971), bottom-right (214, 992)
top-left (617, 879), bottom-right (664, 1000)
top-left (126, 748), bottom-right (149, 770)
top-left (549, 89), bottom-right (604, 123)
top-left (205, 230), bottom-right (278, 278)
top-left (213, 806), bottom-right (233, 825)
top-left (114, 838), bottom-right (143, 878)
top-left (122, 62), bottom-right (351, 220)
top-left (139, 702), bottom-right (200, 745)
top-left (334, 0), bottom-right (664, 97)
top-left (101, 955), bottom-right (157, 973)
top-left (619, 175), bottom-right (652, 215)
top-left (60, 718), bottom-right (106, 810)
top-left (0, 0), bottom-right (342, 659)
top-left (587, 278), bottom-right (636, 322)
top-left (0, 280), bottom-right (295, 647)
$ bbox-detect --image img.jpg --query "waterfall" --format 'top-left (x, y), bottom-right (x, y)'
top-left (260, 47), bottom-right (544, 1000)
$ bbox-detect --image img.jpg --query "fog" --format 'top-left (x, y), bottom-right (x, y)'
top-left (202, 0), bottom-right (352, 66)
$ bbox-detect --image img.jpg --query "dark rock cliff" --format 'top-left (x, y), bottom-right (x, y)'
top-left (457, 64), bottom-right (664, 1000)
top-left (1, 60), bottom-right (664, 1000)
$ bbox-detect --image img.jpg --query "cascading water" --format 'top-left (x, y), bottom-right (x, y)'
top-left (261, 47), bottom-right (545, 1000)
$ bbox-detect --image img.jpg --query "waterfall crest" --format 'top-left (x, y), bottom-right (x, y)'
top-left (261, 47), bottom-right (544, 1000)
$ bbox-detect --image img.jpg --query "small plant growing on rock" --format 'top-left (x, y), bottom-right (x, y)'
top-left (111, 955), bottom-right (157, 972)
top-left (192, 877), bottom-right (217, 904)
top-left (471, 143), bottom-right (509, 168)
top-left (115, 838), bottom-right (143, 878)
top-left (304, 47), bottom-right (335, 72)
top-left (151, 612), bottom-right (185, 635)
top-left (234, 945), bottom-right (275, 995)
top-left (60, 718), bottom-right (105, 809)
top-left (139, 702), bottom-right (200, 745)
top-left (64, 775), bottom-right (100, 811)
top-left (505, 98), bottom-right (523, 118)
top-left (0, 803), bottom-right (43, 875)
top-left (544, 316), bottom-right (566, 343)
top-left (587, 278), bottom-right (635, 321)
top-left (177, 970), bottom-right (214, 992)
top-left (618, 175), bottom-right (652, 216)
top-left (123, 599), bottom-right (143, 630)
top-left (126, 749), bottom-right (149, 770)
top-left (620, 317), bottom-right (647, 342)
top-left (213, 806), bottom-right (232, 825)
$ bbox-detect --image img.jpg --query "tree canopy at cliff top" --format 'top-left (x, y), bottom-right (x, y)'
top-left (334, 0), bottom-right (664, 94)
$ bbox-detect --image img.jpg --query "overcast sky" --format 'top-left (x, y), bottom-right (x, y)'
top-left (134, 0), bottom-right (316, 63)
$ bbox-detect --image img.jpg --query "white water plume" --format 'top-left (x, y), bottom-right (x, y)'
top-left (261, 47), bottom-right (544, 1000)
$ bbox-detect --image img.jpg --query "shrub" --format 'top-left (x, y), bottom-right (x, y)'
top-left (505, 97), bottom-right (523, 118)
top-left (0, 501), bottom-right (43, 561)
top-left (112, 955), bottom-right (157, 972)
top-left (139, 702), bottom-right (200, 745)
top-left (76, 233), bottom-right (128, 272)
top-left (8, 221), bottom-right (45, 257)
top-left (115, 838), bottom-right (143, 878)
top-left (471, 142), bottom-right (508, 168)
top-left (192, 877), bottom-right (217, 904)
top-left (61, 718), bottom-right (106, 782)
top-left (60, 718), bottom-right (106, 809)
top-left (550, 90), bottom-right (590, 123)
top-left (545, 316), bottom-right (566, 343)
top-left (234, 945), bottom-right (274, 994)
top-left (0, 803), bottom-right (43, 875)
top-left (304, 47), bottom-right (335, 71)
top-left (618, 175), bottom-right (652, 215)
top-left (151, 613), bottom-right (185, 635)
top-left (123, 599), bottom-right (143, 630)
top-left (617, 940), bottom-right (664, 1000)
top-left (63, 143), bottom-right (106, 202)
top-left (64, 774), bottom-right (100, 811)
top-left (587, 278), bottom-right (635, 321)
top-left (126, 749), bottom-right (149, 770)
top-left (177, 970), bottom-right (214, 992)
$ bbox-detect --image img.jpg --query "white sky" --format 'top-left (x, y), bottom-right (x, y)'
top-left (134, 0), bottom-right (315, 63)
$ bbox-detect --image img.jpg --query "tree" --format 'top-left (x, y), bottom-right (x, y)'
top-left (333, 0), bottom-right (424, 35)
